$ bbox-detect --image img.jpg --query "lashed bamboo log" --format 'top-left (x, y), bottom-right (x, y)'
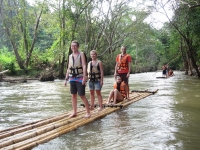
top-left (0, 112), bottom-right (70, 138)
top-left (0, 109), bottom-right (88, 148)
top-left (0, 91), bottom-right (158, 150)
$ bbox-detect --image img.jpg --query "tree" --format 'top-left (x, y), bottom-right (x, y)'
top-left (152, 0), bottom-right (200, 77)
top-left (0, 0), bottom-right (44, 70)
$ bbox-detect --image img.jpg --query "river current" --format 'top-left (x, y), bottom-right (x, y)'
top-left (0, 71), bottom-right (200, 150)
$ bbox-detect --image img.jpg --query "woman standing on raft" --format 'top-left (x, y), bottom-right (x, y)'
top-left (87, 50), bottom-right (104, 111)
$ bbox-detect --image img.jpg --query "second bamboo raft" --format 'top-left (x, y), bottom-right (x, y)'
top-left (0, 89), bottom-right (158, 150)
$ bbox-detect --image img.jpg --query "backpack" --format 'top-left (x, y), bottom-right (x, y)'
top-left (80, 52), bottom-right (87, 65)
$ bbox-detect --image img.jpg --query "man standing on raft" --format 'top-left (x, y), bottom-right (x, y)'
top-left (114, 46), bottom-right (131, 99)
top-left (64, 41), bottom-right (90, 118)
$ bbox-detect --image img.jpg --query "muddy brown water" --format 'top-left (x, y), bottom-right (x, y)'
top-left (0, 71), bottom-right (200, 150)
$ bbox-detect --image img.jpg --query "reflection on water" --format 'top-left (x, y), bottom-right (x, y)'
top-left (1, 71), bottom-right (200, 150)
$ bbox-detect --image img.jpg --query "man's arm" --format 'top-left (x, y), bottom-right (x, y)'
top-left (64, 61), bottom-right (70, 86)
top-left (127, 55), bottom-right (132, 78)
top-left (128, 61), bottom-right (131, 73)
top-left (65, 68), bottom-right (69, 80)
top-left (114, 63), bottom-right (118, 75)
top-left (114, 55), bottom-right (119, 78)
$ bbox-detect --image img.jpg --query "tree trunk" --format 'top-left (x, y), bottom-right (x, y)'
top-left (180, 38), bottom-right (188, 74)
top-left (186, 38), bottom-right (200, 77)
top-left (58, 0), bottom-right (66, 79)
top-left (24, 7), bottom-right (43, 68)
top-left (6, 28), bottom-right (25, 69)
top-left (188, 47), bottom-right (200, 77)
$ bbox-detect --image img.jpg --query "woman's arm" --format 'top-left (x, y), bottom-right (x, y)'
top-left (99, 61), bottom-right (104, 85)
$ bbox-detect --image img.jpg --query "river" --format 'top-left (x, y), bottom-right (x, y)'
top-left (0, 71), bottom-right (200, 150)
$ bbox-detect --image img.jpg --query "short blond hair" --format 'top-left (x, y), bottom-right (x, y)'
top-left (121, 46), bottom-right (126, 50)
top-left (90, 50), bottom-right (98, 56)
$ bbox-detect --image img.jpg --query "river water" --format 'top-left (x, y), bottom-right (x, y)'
top-left (0, 71), bottom-right (200, 150)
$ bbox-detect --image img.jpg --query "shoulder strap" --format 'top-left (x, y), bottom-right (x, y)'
top-left (80, 52), bottom-right (87, 64)
top-left (68, 54), bottom-right (73, 67)
top-left (97, 60), bottom-right (100, 70)
top-left (90, 61), bottom-right (92, 73)
top-left (94, 60), bottom-right (100, 66)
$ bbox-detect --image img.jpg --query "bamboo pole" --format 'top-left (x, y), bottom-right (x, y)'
top-left (0, 109), bottom-right (88, 148)
top-left (0, 112), bottom-right (71, 139)
top-left (7, 107), bottom-right (119, 150)
top-left (2, 94), bottom-right (146, 149)
top-left (0, 90), bottom-right (158, 150)
top-left (0, 108), bottom-right (88, 139)
top-left (0, 112), bottom-right (70, 134)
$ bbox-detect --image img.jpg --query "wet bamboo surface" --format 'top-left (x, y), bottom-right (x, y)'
top-left (0, 90), bottom-right (158, 150)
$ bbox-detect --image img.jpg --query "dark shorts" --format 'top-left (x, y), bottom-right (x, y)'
top-left (162, 70), bottom-right (166, 75)
top-left (70, 81), bottom-right (85, 96)
top-left (118, 73), bottom-right (128, 83)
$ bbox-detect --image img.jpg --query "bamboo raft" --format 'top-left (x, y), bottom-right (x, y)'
top-left (0, 89), bottom-right (158, 150)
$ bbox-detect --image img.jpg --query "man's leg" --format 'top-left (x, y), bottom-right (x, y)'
top-left (69, 82), bottom-right (78, 118)
top-left (77, 82), bottom-right (90, 118)
top-left (70, 94), bottom-right (77, 117)
top-left (121, 73), bottom-right (130, 98)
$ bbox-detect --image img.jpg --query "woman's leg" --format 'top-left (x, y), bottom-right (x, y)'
top-left (107, 90), bottom-right (114, 103)
top-left (89, 90), bottom-right (95, 110)
top-left (96, 90), bottom-right (103, 110)
top-left (113, 89), bottom-right (124, 104)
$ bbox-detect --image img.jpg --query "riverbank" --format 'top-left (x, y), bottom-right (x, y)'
top-left (0, 75), bottom-right (39, 83)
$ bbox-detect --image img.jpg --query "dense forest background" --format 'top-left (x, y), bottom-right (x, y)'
top-left (0, 0), bottom-right (200, 78)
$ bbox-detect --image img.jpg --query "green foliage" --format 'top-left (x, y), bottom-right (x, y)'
top-left (29, 49), bottom-right (52, 70)
top-left (1, 0), bottom-right (199, 76)
top-left (0, 47), bottom-right (16, 74)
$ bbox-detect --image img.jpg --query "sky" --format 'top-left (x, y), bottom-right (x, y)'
top-left (131, 0), bottom-right (174, 29)
top-left (145, 11), bottom-right (173, 29)
top-left (26, 0), bottom-right (173, 29)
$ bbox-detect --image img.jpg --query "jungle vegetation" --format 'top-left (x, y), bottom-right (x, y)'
top-left (0, 0), bottom-right (200, 78)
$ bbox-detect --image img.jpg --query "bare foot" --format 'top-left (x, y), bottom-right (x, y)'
top-left (98, 107), bottom-right (103, 111)
top-left (89, 106), bottom-right (94, 110)
top-left (85, 113), bottom-right (91, 118)
top-left (69, 114), bottom-right (77, 118)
